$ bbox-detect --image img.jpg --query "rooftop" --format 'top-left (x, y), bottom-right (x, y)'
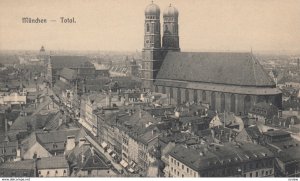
top-left (37, 156), bottom-right (69, 169)
top-left (156, 52), bottom-right (275, 87)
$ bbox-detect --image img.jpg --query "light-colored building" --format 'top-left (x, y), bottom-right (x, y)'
top-left (37, 156), bottom-right (69, 177)
top-left (167, 143), bottom-right (275, 177)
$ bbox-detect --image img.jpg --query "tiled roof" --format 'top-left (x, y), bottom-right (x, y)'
top-left (37, 156), bottom-right (69, 169)
top-left (50, 56), bottom-right (92, 69)
top-left (245, 125), bottom-right (262, 139)
top-left (59, 68), bottom-right (77, 80)
top-left (0, 159), bottom-right (35, 170)
top-left (156, 52), bottom-right (275, 87)
top-left (22, 128), bottom-right (87, 154)
top-left (10, 113), bottom-right (56, 131)
top-left (169, 142), bottom-right (274, 171)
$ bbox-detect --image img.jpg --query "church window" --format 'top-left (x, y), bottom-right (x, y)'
top-left (162, 86), bottom-right (166, 94)
top-left (156, 23), bottom-right (159, 32)
top-left (244, 95), bottom-right (251, 114)
top-left (202, 91), bottom-right (206, 102)
top-left (211, 92), bottom-right (216, 110)
top-left (174, 25), bottom-right (178, 33)
top-left (185, 89), bottom-right (189, 102)
top-left (221, 93), bottom-right (225, 112)
top-left (231, 94), bottom-right (236, 113)
top-left (193, 90), bottom-right (198, 103)
top-left (170, 88), bottom-right (173, 98)
top-left (146, 24), bottom-right (150, 32)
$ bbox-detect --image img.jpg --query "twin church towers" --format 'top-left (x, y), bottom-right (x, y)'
top-left (142, 2), bottom-right (180, 90)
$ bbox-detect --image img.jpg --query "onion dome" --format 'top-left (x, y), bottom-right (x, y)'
top-left (163, 4), bottom-right (179, 17)
top-left (40, 46), bottom-right (45, 52)
top-left (145, 2), bottom-right (160, 16)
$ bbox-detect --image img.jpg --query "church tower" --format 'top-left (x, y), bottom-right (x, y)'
top-left (141, 2), bottom-right (162, 91)
top-left (162, 4), bottom-right (180, 51)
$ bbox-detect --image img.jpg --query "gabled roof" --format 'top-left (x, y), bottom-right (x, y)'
top-left (156, 52), bottom-right (275, 87)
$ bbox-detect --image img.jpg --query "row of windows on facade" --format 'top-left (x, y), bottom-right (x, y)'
top-left (1, 148), bottom-right (17, 153)
top-left (244, 169), bottom-right (273, 177)
top-left (170, 157), bottom-right (273, 177)
top-left (156, 86), bottom-right (255, 112)
top-left (146, 16), bottom-right (159, 20)
top-left (38, 170), bottom-right (67, 175)
top-left (170, 166), bottom-right (273, 177)
top-left (146, 24), bottom-right (178, 34)
top-left (0, 171), bottom-right (29, 177)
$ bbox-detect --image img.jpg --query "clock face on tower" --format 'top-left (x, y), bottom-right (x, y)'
top-left (145, 38), bottom-right (150, 48)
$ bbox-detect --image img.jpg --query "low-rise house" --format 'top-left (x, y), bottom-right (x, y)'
top-left (263, 130), bottom-right (300, 177)
top-left (0, 139), bottom-right (19, 162)
top-left (235, 125), bottom-right (263, 144)
top-left (0, 92), bottom-right (26, 105)
top-left (37, 156), bottom-right (69, 177)
top-left (0, 159), bottom-right (36, 177)
top-left (21, 128), bottom-right (86, 159)
top-left (248, 102), bottom-right (279, 124)
top-left (67, 141), bottom-right (114, 177)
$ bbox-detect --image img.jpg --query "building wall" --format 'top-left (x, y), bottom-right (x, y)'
top-left (155, 85), bottom-right (281, 115)
top-left (22, 142), bottom-right (51, 160)
top-left (38, 168), bottom-right (68, 177)
top-left (168, 155), bottom-right (198, 177)
top-left (168, 154), bottom-right (274, 177)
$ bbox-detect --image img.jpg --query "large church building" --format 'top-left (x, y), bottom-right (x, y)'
top-left (140, 2), bottom-right (282, 115)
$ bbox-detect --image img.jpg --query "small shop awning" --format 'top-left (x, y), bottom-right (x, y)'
top-left (101, 142), bottom-right (108, 149)
top-left (120, 160), bottom-right (128, 168)
top-left (107, 148), bottom-right (113, 154)
top-left (128, 168), bottom-right (134, 173)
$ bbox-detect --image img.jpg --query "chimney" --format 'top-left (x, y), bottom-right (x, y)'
top-left (81, 154), bottom-right (86, 163)
top-left (91, 147), bottom-right (95, 156)
top-left (78, 138), bottom-right (86, 147)
top-left (58, 118), bottom-right (63, 127)
top-left (15, 148), bottom-right (21, 161)
top-left (65, 135), bottom-right (76, 152)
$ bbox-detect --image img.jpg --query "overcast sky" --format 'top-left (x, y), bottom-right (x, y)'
top-left (0, 0), bottom-right (300, 53)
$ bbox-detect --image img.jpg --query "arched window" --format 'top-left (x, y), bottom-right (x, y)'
top-left (170, 87), bottom-right (173, 98)
top-left (155, 86), bottom-right (158, 92)
top-left (193, 90), bottom-right (198, 103)
top-left (177, 88), bottom-right (181, 105)
top-left (185, 89), bottom-right (189, 102)
top-left (211, 92), bottom-right (216, 110)
top-left (162, 86), bottom-right (166, 94)
top-left (221, 93), bottom-right (225, 112)
top-left (146, 24), bottom-right (150, 32)
top-left (156, 23), bottom-right (159, 32)
top-left (202, 91), bottom-right (206, 102)
top-left (230, 94), bottom-right (236, 113)
top-left (244, 95), bottom-right (251, 114)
